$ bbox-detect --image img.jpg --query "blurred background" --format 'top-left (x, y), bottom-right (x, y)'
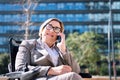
top-left (0, 0), bottom-right (120, 79)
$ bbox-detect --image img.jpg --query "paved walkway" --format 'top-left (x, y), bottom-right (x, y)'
top-left (83, 76), bottom-right (120, 80)
top-left (1, 76), bottom-right (120, 80)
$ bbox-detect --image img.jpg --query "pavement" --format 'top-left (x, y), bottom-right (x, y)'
top-left (83, 76), bottom-right (120, 80)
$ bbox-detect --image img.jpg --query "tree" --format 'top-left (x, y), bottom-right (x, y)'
top-left (115, 41), bottom-right (120, 60)
top-left (66, 32), bottom-right (105, 73)
top-left (0, 53), bottom-right (10, 74)
top-left (116, 41), bottom-right (120, 52)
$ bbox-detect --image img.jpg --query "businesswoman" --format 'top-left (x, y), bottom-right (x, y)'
top-left (15, 18), bottom-right (82, 80)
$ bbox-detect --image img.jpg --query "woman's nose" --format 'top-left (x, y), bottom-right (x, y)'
top-left (50, 28), bottom-right (54, 32)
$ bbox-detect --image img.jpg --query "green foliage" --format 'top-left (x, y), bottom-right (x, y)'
top-left (66, 32), bottom-right (104, 65)
top-left (97, 63), bottom-right (109, 75)
top-left (116, 66), bottom-right (120, 76)
top-left (116, 41), bottom-right (120, 49)
top-left (0, 53), bottom-right (10, 74)
top-left (66, 32), bottom-right (105, 74)
top-left (115, 41), bottom-right (120, 54)
top-left (115, 41), bottom-right (120, 60)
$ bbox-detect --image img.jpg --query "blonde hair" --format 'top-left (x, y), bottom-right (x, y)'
top-left (39, 18), bottom-right (64, 37)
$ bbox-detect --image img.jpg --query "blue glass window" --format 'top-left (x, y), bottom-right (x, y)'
top-left (37, 3), bottom-right (47, 10)
top-left (5, 4), bottom-right (11, 11)
top-left (3, 4), bottom-right (8, 11)
top-left (0, 4), bottom-right (4, 10)
top-left (29, 26), bottom-right (39, 31)
top-left (3, 4), bottom-right (22, 11)
top-left (75, 14), bottom-right (83, 21)
top-left (66, 14), bottom-right (74, 21)
top-left (39, 14), bottom-right (47, 21)
top-left (47, 14), bottom-right (56, 19)
top-left (114, 14), bottom-right (120, 21)
top-left (57, 3), bottom-right (65, 10)
top-left (66, 3), bottom-right (74, 10)
top-left (0, 15), bottom-right (3, 22)
top-left (112, 2), bottom-right (120, 9)
top-left (12, 15), bottom-right (20, 22)
top-left (4, 15), bottom-right (11, 22)
top-left (47, 3), bottom-right (57, 10)
top-left (12, 26), bottom-right (20, 31)
top-left (0, 26), bottom-right (3, 33)
top-left (75, 3), bottom-right (86, 10)
top-left (57, 14), bottom-right (66, 21)
top-left (0, 48), bottom-right (7, 52)
top-left (83, 14), bottom-right (89, 21)
top-left (14, 4), bottom-right (22, 10)
top-left (65, 25), bottom-right (74, 33)
top-left (31, 15), bottom-right (37, 22)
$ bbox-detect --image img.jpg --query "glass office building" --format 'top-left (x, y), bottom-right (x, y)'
top-left (0, 0), bottom-right (120, 53)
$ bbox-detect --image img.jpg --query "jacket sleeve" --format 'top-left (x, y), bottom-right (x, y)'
top-left (62, 49), bottom-right (81, 74)
top-left (15, 40), bottom-right (51, 77)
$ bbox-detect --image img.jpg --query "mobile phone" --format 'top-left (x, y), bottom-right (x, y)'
top-left (57, 35), bottom-right (61, 43)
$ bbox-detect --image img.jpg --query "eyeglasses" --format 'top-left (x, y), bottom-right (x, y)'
top-left (46, 24), bottom-right (61, 33)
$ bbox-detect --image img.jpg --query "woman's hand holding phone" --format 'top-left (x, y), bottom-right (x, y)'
top-left (57, 33), bottom-right (67, 54)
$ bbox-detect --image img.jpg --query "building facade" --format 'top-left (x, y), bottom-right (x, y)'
top-left (0, 0), bottom-right (120, 53)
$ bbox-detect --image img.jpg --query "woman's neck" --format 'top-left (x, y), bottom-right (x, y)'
top-left (42, 40), bottom-right (54, 48)
top-left (46, 42), bottom-right (53, 48)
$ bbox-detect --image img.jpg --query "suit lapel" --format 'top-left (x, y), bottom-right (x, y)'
top-left (37, 49), bottom-right (48, 56)
top-left (37, 48), bottom-right (54, 64)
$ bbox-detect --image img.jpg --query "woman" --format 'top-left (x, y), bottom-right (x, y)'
top-left (15, 18), bottom-right (82, 80)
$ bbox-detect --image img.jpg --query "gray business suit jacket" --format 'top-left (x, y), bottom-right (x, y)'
top-left (15, 38), bottom-right (80, 79)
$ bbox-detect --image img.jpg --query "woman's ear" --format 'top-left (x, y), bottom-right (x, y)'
top-left (40, 34), bottom-right (42, 39)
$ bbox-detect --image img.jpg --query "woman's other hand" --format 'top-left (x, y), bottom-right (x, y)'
top-left (48, 65), bottom-right (72, 76)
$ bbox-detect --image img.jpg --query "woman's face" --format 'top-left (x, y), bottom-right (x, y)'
top-left (41, 20), bottom-right (61, 47)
